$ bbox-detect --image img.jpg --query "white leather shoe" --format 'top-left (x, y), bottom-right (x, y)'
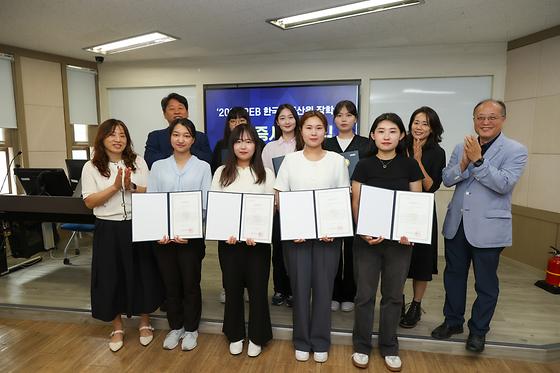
top-left (295, 350), bottom-right (309, 361)
top-left (331, 300), bottom-right (340, 311)
top-left (163, 328), bottom-right (184, 350)
top-left (341, 301), bottom-right (354, 312)
top-left (139, 325), bottom-right (154, 346)
top-left (352, 352), bottom-right (369, 368)
top-left (384, 355), bottom-right (402, 372)
top-left (181, 330), bottom-right (198, 351)
top-left (314, 352), bottom-right (328, 363)
top-left (247, 340), bottom-right (261, 357)
top-left (109, 330), bottom-right (124, 352)
top-left (229, 339), bottom-right (243, 355)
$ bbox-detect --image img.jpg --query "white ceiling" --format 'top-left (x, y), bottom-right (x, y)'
top-left (1, 0), bottom-right (559, 63)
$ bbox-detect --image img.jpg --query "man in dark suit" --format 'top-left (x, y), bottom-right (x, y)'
top-left (431, 99), bottom-right (528, 353)
top-left (144, 93), bottom-right (212, 168)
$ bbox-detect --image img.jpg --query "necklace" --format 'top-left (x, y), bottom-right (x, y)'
top-left (378, 157), bottom-right (395, 169)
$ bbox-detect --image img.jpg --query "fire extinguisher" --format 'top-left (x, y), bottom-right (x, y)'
top-left (545, 246), bottom-right (560, 287)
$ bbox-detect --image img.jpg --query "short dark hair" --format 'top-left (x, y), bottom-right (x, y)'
top-left (168, 118), bottom-right (196, 139)
top-left (473, 99), bottom-right (506, 117)
top-left (333, 100), bottom-right (358, 120)
top-left (223, 106), bottom-right (251, 142)
top-left (368, 113), bottom-right (407, 155)
top-left (161, 93), bottom-right (188, 112)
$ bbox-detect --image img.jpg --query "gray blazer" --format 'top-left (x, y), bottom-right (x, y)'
top-left (442, 134), bottom-right (528, 248)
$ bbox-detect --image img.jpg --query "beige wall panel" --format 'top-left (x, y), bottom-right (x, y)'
top-left (20, 57), bottom-right (63, 107)
top-left (24, 104), bottom-right (66, 152)
top-left (435, 189), bottom-right (453, 255)
top-left (27, 151), bottom-right (67, 169)
top-left (538, 36), bottom-right (560, 97)
top-left (505, 214), bottom-right (557, 271)
top-left (527, 154), bottom-right (560, 213)
top-left (532, 94), bottom-right (560, 155)
top-left (505, 43), bottom-right (540, 101)
top-left (512, 155), bottom-right (530, 207)
top-left (503, 98), bottom-right (535, 153)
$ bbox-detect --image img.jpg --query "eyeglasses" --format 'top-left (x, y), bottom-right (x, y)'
top-left (474, 115), bottom-right (504, 122)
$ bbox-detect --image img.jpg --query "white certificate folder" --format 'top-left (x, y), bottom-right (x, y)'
top-left (279, 187), bottom-right (353, 241)
top-left (205, 191), bottom-right (275, 244)
top-left (131, 191), bottom-right (203, 242)
top-left (356, 185), bottom-right (434, 244)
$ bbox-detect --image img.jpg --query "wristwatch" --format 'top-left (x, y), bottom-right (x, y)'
top-left (130, 182), bottom-right (137, 191)
top-left (473, 157), bottom-right (484, 167)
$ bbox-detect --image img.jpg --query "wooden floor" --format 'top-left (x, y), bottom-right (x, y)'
top-left (0, 318), bottom-right (558, 373)
top-left (1, 234), bottom-right (559, 347)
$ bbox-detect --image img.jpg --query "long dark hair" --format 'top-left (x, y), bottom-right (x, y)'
top-left (273, 103), bottom-right (304, 150)
top-left (405, 106), bottom-right (444, 153)
top-left (92, 119), bottom-right (137, 177)
top-left (219, 124), bottom-right (266, 187)
top-left (368, 113), bottom-right (407, 155)
top-left (222, 107), bottom-right (250, 144)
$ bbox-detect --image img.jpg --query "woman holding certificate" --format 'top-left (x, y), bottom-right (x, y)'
top-left (147, 118), bottom-right (212, 352)
top-left (211, 124), bottom-right (275, 357)
top-left (81, 119), bottom-right (162, 352)
top-left (350, 113), bottom-right (423, 371)
top-left (400, 107), bottom-right (446, 329)
top-left (261, 104), bottom-right (302, 308)
top-left (274, 111), bottom-right (349, 364)
top-left (322, 100), bottom-right (370, 313)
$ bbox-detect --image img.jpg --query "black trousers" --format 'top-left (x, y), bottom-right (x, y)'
top-left (332, 236), bottom-right (356, 303)
top-left (218, 241), bottom-right (273, 345)
top-left (271, 212), bottom-right (291, 296)
top-left (154, 239), bottom-right (205, 331)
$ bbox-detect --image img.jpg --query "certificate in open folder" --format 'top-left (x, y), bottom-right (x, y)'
top-left (356, 185), bottom-right (434, 244)
top-left (279, 187), bottom-right (353, 241)
top-left (205, 191), bottom-right (275, 244)
top-left (131, 191), bottom-right (203, 242)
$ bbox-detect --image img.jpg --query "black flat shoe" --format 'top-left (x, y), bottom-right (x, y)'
top-left (399, 300), bottom-right (422, 328)
top-left (431, 322), bottom-right (464, 340)
top-left (466, 333), bottom-right (485, 353)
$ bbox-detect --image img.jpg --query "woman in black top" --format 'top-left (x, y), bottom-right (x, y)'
top-left (322, 100), bottom-right (370, 312)
top-left (399, 107), bottom-right (446, 329)
top-left (211, 107), bottom-right (251, 174)
top-left (350, 113), bottom-right (422, 371)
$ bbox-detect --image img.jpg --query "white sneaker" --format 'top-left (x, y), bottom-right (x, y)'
top-left (352, 352), bottom-right (369, 368)
top-left (295, 350), bottom-right (309, 361)
top-left (331, 300), bottom-right (340, 311)
top-left (181, 330), bottom-right (198, 351)
top-left (163, 328), bottom-right (184, 350)
top-left (229, 339), bottom-right (243, 355)
top-left (341, 302), bottom-right (354, 312)
top-left (247, 340), bottom-right (261, 357)
top-left (384, 355), bottom-right (402, 372)
top-left (219, 289), bottom-right (226, 304)
top-left (314, 351), bottom-right (328, 363)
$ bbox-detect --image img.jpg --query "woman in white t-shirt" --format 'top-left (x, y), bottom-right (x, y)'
top-left (211, 124), bottom-right (275, 358)
top-left (81, 119), bottom-right (163, 352)
top-left (274, 111), bottom-right (349, 364)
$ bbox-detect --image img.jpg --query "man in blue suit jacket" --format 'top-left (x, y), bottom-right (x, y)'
top-left (431, 99), bottom-right (527, 353)
top-left (144, 93), bottom-right (212, 168)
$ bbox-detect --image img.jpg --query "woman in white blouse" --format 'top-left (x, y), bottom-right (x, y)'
top-left (261, 104), bottom-right (302, 308)
top-left (81, 119), bottom-right (162, 352)
top-left (274, 111), bottom-right (349, 363)
top-left (211, 124), bottom-right (275, 358)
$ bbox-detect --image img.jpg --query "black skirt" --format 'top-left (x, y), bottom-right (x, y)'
top-left (91, 219), bottom-right (163, 322)
top-left (407, 208), bottom-right (438, 281)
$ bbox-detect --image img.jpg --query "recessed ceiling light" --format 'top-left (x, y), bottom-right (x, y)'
top-left (84, 31), bottom-right (178, 55)
top-left (268, 0), bottom-right (424, 30)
